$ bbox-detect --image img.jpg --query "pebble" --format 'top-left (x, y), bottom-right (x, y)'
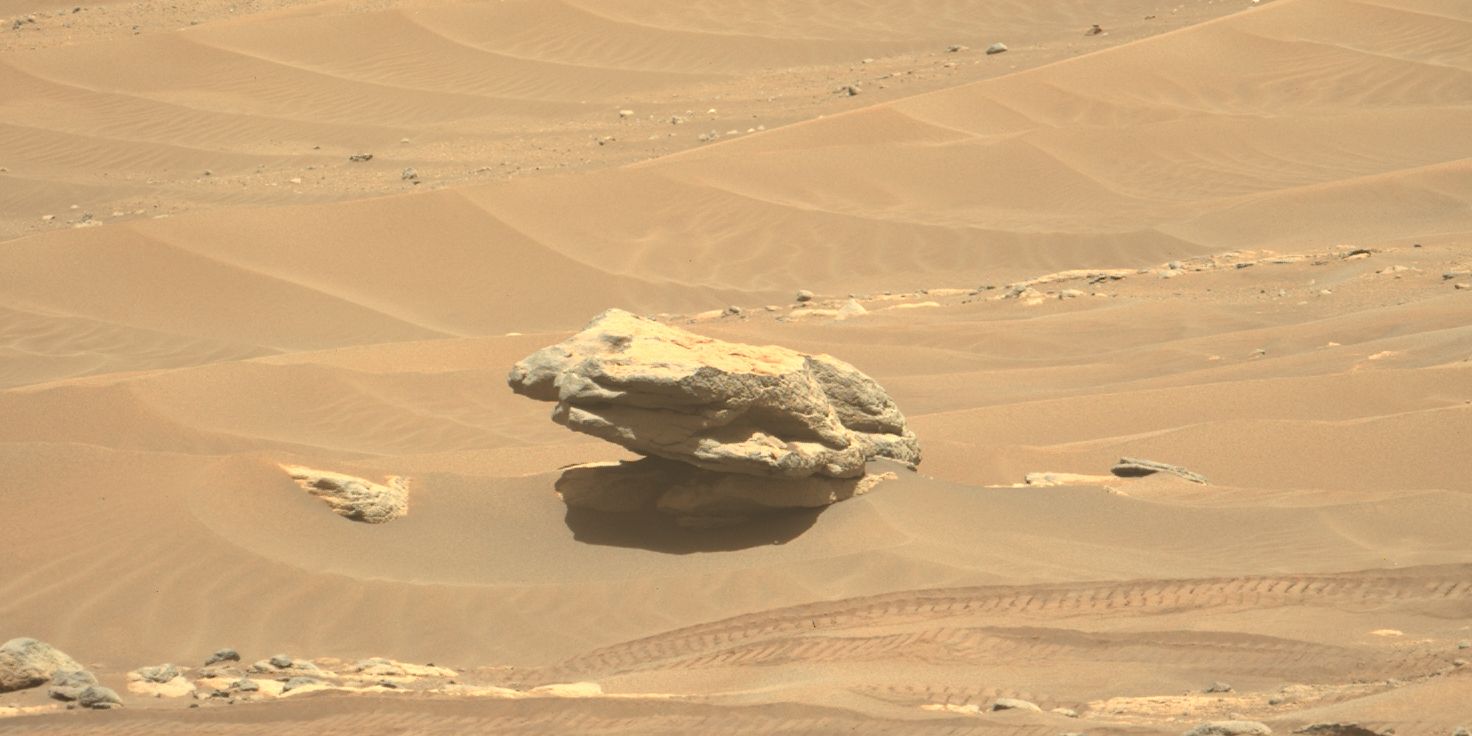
top-left (795, 289), bottom-right (815, 302)
top-left (986, 42), bottom-right (1008, 55)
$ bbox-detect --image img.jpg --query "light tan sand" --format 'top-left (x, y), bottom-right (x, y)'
top-left (2, 0), bottom-right (1470, 733)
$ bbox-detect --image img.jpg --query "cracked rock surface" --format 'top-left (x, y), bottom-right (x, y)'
top-left (509, 309), bottom-right (920, 479)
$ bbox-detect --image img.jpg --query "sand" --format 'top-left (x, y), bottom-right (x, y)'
top-left (1, 0), bottom-right (1470, 733)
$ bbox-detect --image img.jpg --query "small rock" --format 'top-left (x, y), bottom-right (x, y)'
top-left (946, 44), bottom-right (968, 52)
top-left (670, 115), bottom-right (685, 125)
top-left (41, 215), bottom-right (54, 221)
top-left (1086, 24), bottom-right (1104, 35)
top-left (1184, 723), bottom-right (1272, 736)
top-left (1205, 681), bottom-right (1234, 693)
top-left (986, 42), bottom-right (1008, 55)
top-left (135, 664), bottom-right (181, 684)
top-left (204, 649), bottom-right (240, 666)
top-left (348, 153), bottom-right (373, 162)
top-left (1458, 640), bottom-right (1470, 649)
top-left (1453, 727), bottom-right (1469, 736)
top-left (1059, 289), bottom-right (1085, 299)
top-left (1251, 347), bottom-right (1267, 359)
top-left (1052, 707), bottom-right (1080, 717)
top-left (48, 669), bottom-right (97, 702)
top-left (723, 305), bottom-right (742, 316)
top-left (837, 84), bottom-right (862, 96)
top-left (77, 685), bottom-right (122, 709)
top-left (795, 289), bottom-right (815, 302)
top-left (618, 109), bottom-right (634, 118)
top-left (990, 697), bottom-right (1042, 712)
top-left (281, 677), bottom-right (320, 692)
top-left (401, 167), bottom-right (418, 181)
top-left (229, 678), bottom-right (259, 692)
top-left (1456, 283), bottom-right (1470, 291)
top-left (1342, 248), bottom-right (1373, 259)
top-left (268, 654), bottom-right (293, 669)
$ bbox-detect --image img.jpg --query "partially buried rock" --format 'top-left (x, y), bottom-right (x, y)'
top-left (1111, 457), bottom-right (1207, 484)
top-left (77, 685), bottom-right (122, 709)
top-left (134, 664), bottom-right (181, 684)
top-left (1184, 723), bottom-right (1272, 736)
top-left (281, 465), bottom-right (409, 523)
top-left (281, 676), bottom-right (321, 692)
top-left (986, 42), bottom-right (1008, 54)
top-left (48, 670), bottom-right (97, 701)
top-left (508, 309), bottom-right (920, 479)
top-left (990, 697), bottom-right (1042, 712)
top-left (1293, 724), bottom-right (1384, 736)
top-left (0, 638), bottom-right (84, 692)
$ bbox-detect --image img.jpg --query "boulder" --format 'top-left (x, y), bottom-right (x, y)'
top-left (508, 309), bottom-right (920, 479)
top-left (0, 638), bottom-right (84, 693)
top-left (281, 466), bottom-right (409, 523)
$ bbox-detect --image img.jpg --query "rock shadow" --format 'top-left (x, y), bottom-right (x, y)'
top-left (555, 458), bottom-right (870, 554)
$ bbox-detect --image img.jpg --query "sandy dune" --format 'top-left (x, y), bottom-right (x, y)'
top-left (2, 0), bottom-right (1470, 733)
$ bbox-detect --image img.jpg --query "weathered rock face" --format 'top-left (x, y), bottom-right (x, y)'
top-left (281, 465), bottom-right (409, 523)
top-left (0, 638), bottom-right (83, 693)
top-left (508, 309), bottom-right (920, 479)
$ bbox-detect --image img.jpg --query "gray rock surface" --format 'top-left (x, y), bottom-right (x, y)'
top-left (134, 663), bottom-right (181, 683)
top-left (1292, 724), bottom-right (1383, 736)
top-left (509, 309), bottom-right (920, 479)
top-left (77, 685), bottom-right (122, 709)
top-left (1184, 723), bottom-right (1272, 736)
top-left (282, 676), bottom-right (320, 692)
top-left (47, 670), bottom-right (97, 702)
top-left (0, 638), bottom-right (84, 693)
top-left (268, 654), bottom-right (293, 669)
top-left (204, 648), bottom-right (240, 666)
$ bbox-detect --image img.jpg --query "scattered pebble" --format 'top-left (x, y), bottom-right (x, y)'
top-left (348, 153), bottom-right (373, 162)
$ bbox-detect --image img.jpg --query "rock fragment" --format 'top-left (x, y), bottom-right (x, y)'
top-left (348, 153), bottom-right (373, 162)
top-left (0, 638), bottom-right (83, 692)
top-left (281, 465), bottom-right (409, 523)
top-left (1112, 457), bottom-right (1207, 484)
top-left (986, 42), bottom-right (1008, 54)
top-left (1204, 681), bottom-right (1233, 693)
top-left (47, 670), bottom-right (97, 701)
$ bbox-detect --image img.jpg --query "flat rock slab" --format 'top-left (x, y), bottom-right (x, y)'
top-left (509, 309), bottom-right (920, 479)
top-left (1111, 457), bottom-right (1208, 484)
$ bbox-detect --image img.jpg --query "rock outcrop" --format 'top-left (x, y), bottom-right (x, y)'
top-left (281, 465), bottom-right (409, 523)
top-left (509, 309), bottom-right (919, 480)
top-left (0, 638), bottom-right (84, 693)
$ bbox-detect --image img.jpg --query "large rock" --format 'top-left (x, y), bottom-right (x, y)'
top-left (0, 638), bottom-right (84, 693)
top-left (508, 309), bottom-right (920, 479)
